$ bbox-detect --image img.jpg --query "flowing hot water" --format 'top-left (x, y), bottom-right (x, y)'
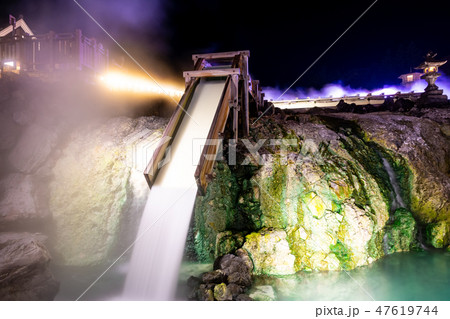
top-left (381, 157), bottom-right (406, 212)
top-left (123, 78), bottom-right (227, 300)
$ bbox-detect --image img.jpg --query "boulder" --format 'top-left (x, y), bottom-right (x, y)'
top-left (48, 117), bottom-right (166, 266)
top-left (235, 248), bottom-right (253, 272)
top-left (0, 174), bottom-right (46, 227)
top-left (215, 231), bottom-right (245, 257)
top-left (384, 208), bottom-right (419, 254)
top-left (0, 232), bottom-right (59, 300)
top-left (213, 283), bottom-right (232, 301)
top-left (236, 294), bottom-right (253, 301)
top-left (249, 285), bottom-right (276, 301)
top-left (202, 270), bottom-right (226, 284)
top-left (243, 229), bottom-right (296, 275)
top-left (214, 253), bottom-right (253, 287)
top-left (8, 124), bottom-right (57, 173)
top-left (426, 221), bottom-right (449, 248)
top-left (197, 284), bottom-right (214, 301)
top-left (227, 283), bottom-right (244, 299)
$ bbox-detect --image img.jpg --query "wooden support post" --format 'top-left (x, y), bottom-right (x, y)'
top-left (242, 54), bottom-right (250, 136)
top-left (231, 74), bottom-right (239, 141)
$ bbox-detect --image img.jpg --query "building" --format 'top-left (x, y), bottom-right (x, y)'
top-left (0, 15), bottom-right (110, 76)
top-left (398, 72), bottom-right (422, 86)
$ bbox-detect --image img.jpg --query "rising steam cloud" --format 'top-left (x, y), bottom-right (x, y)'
top-left (263, 73), bottom-right (450, 100)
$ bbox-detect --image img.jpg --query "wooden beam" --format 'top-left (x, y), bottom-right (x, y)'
top-left (183, 68), bottom-right (240, 79)
top-left (192, 50), bottom-right (250, 64)
top-left (143, 78), bottom-right (200, 188)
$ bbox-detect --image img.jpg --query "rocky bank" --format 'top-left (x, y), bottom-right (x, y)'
top-left (0, 76), bottom-right (168, 300)
top-left (190, 108), bottom-right (450, 278)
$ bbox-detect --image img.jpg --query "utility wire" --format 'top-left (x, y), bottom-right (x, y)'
top-left (253, 0), bottom-right (379, 125)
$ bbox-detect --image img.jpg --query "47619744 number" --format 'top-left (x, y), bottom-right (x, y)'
top-left (376, 306), bottom-right (438, 316)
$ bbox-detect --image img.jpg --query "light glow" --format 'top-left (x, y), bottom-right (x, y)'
top-left (99, 72), bottom-right (184, 98)
top-left (3, 61), bottom-right (15, 67)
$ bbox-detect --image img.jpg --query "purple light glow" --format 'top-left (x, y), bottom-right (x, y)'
top-left (263, 73), bottom-right (450, 100)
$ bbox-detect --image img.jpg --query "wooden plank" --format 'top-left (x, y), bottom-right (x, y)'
top-left (192, 50), bottom-right (250, 63)
top-left (195, 77), bottom-right (232, 194)
top-left (183, 68), bottom-right (240, 79)
top-left (143, 78), bottom-right (200, 188)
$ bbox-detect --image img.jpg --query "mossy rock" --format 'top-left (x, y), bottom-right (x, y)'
top-left (329, 240), bottom-right (353, 270)
top-left (384, 208), bottom-right (419, 254)
top-left (243, 229), bottom-right (296, 275)
top-left (426, 221), bottom-right (450, 248)
top-left (215, 231), bottom-right (245, 257)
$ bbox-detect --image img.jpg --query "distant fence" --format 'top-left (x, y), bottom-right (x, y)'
top-left (0, 29), bottom-right (109, 74)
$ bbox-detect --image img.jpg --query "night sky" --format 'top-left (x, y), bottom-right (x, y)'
top-left (2, 0), bottom-right (450, 90)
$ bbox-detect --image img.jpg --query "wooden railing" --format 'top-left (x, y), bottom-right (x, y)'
top-left (0, 29), bottom-right (109, 74)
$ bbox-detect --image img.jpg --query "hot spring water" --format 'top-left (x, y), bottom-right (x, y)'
top-left (123, 78), bottom-right (227, 300)
top-left (381, 157), bottom-right (406, 212)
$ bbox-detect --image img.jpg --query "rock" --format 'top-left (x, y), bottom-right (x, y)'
top-left (249, 285), bottom-right (276, 301)
top-left (214, 253), bottom-right (252, 287)
top-left (227, 283), bottom-right (244, 299)
top-left (193, 162), bottom-right (240, 262)
top-left (8, 124), bottom-right (57, 173)
top-left (0, 174), bottom-right (47, 227)
top-left (227, 271), bottom-right (252, 288)
top-left (384, 208), bottom-right (419, 254)
top-left (48, 117), bottom-right (165, 266)
top-left (193, 110), bottom-right (449, 276)
top-left (0, 232), bottom-right (59, 300)
top-left (213, 283), bottom-right (232, 301)
top-left (236, 294), bottom-right (253, 301)
top-left (187, 275), bottom-right (202, 289)
top-left (0, 115), bottom-right (19, 150)
top-left (339, 111), bottom-right (450, 248)
top-left (243, 229), bottom-right (296, 275)
top-left (202, 270), bottom-right (226, 284)
top-left (197, 284), bottom-right (214, 301)
top-left (426, 221), bottom-right (449, 248)
top-left (215, 231), bottom-right (244, 257)
top-left (235, 248), bottom-right (253, 272)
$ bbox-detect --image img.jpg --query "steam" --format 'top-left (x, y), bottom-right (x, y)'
top-left (8, 0), bottom-right (179, 80)
top-left (263, 73), bottom-right (450, 100)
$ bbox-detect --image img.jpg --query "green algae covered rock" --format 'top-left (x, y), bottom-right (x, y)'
top-left (215, 231), bottom-right (245, 258)
top-left (192, 111), bottom-right (449, 275)
top-left (243, 228), bottom-right (296, 275)
top-left (337, 111), bottom-right (450, 248)
top-left (384, 208), bottom-right (419, 254)
top-left (426, 221), bottom-right (449, 249)
top-left (213, 283), bottom-right (232, 301)
top-left (192, 163), bottom-right (239, 262)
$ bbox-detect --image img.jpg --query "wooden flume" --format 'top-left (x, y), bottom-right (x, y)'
top-left (144, 51), bottom-right (263, 194)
